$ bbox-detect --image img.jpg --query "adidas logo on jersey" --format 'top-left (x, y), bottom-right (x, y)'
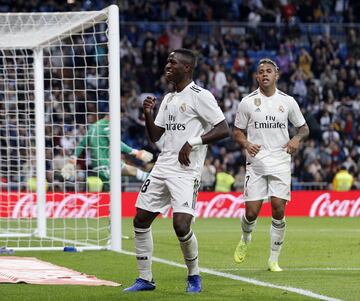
top-left (182, 202), bottom-right (189, 208)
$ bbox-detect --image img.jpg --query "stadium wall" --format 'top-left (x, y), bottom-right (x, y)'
top-left (1, 191), bottom-right (359, 218)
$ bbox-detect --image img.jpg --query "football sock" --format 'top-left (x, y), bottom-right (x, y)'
top-left (241, 214), bottom-right (257, 244)
top-left (178, 230), bottom-right (199, 276)
top-left (134, 227), bottom-right (153, 282)
top-left (269, 217), bottom-right (286, 262)
top-left (136, 169), bottom-right (148, 181)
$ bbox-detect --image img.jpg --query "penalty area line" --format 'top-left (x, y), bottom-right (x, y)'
top-left (120, 250), bottom-right (341, 301)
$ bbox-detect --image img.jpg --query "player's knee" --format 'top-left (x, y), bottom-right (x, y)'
top-left (173, 222), bottom-right (190, 238)
top-left (245, 211), bottom-right (258, 222)
top-left (272, 209), bottom-right (284, 220)
top-left (133, 214), bottom-right (151, 229)
top-left (271, 205), bottom-right (285, 219)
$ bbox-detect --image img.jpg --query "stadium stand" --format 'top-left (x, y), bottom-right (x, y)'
top-left (0, 0), bottom-right (359, 191)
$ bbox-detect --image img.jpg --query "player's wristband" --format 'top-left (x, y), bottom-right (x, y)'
top-left (187, 137), bottom-right (202, 147)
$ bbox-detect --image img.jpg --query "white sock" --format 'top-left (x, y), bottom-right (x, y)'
top-left (178, 230), bottom-right (199, 276)
top-left (241, 214), bottom-right (257, 244)
top-left (136, 169), bottom-right (148, 181)
top-left (269, 218), bottom-right (286, 262)
top-left (134, 227), bottom-right (153, 281)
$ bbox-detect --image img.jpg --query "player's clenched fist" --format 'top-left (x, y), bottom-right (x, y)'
top-left (143, 96), bottom-right (156, 113)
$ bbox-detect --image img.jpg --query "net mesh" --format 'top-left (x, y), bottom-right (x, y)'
top-left (0, 9), bottom-right (113, 250)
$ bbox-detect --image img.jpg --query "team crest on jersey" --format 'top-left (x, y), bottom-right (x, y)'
top-left (179, 103), bottom-right (187, 113)
top-left (254, 98), bottom-right (261, 107)
top-left (278, 105), bottom-right (285, 113)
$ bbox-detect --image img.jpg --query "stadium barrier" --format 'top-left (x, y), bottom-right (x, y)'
top-left (1, 191), bottom-right (359, 218)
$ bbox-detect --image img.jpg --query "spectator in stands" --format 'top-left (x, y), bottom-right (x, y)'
top-left (320, 65), bottom-right (337, 88)
top-left (201, 158), bottom-right (216, 191)
top-left (166, 21), bottom-right (188, 51)
top-left (322, 123), bottom-right (340, 143)
top-left (275, 46), bottom-right (293, 80)
top-left (298, 48), bottom-right (313, 80)
top-left (332, 165), bottom-right (354, 191)
top-left (215, 164), bottom-right (235, 192)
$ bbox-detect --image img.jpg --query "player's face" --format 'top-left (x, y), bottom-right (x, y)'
top-left (256, 63), bottom-right (278, 89)
top-left (164, 52), bottom-right (186, 84)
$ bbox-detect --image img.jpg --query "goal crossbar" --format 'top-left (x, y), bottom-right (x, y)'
top-left (0, 8), bottom-right (109, 49)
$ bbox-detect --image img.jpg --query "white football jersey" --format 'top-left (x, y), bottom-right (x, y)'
top-left (234, 88), bottom-right (306, 174)
top-left (153, 81), bottom-right (225, 178)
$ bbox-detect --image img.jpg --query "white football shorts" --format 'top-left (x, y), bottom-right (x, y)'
top-left (136, 174), bottom-right (201, 216)
top-left (243, 165), bottom-right (291, 202)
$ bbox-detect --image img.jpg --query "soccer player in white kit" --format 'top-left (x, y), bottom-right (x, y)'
top-left (124, 49), bottom-right (230, 292)
top-left (233, 58), bottom-right (309, 272)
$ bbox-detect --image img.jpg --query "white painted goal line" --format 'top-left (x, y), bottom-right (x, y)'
top-left (120, 250), bottom-right (342, 301)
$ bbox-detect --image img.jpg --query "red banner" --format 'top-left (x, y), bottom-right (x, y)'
top-left (1, 191), bottom-right (360, 218)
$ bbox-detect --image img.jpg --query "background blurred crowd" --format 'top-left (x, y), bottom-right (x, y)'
top-left (0, 0), bottom-right (359, 191)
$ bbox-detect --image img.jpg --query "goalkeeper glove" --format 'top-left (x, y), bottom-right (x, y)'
top-left (61, 156), bottom-right (77, 180)
top-left (131, 149), bottom-right (153, 163)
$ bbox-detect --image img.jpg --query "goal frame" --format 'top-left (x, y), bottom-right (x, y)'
top-left (0, 5), bottom-right (121, 252)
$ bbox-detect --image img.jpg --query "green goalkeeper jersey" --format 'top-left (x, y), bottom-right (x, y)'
top-left (75, 117), bottom-right (134, 168)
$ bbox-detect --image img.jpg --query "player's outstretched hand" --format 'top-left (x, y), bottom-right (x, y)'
top-left (135, 149), bottom-right (153, 163)
top-left (178, 142), bottom-right (192, 166)
top-left (61, 162), bottom-right (76, 180)
top-left (143, 96), bottom-right (156, 114)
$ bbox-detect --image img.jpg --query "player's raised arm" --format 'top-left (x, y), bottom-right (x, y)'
top-left (143, 96), bottom-right (165, 143)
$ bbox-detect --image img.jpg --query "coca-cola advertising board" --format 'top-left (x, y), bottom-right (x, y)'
top-left (1, 191), bottom-right (360, 218)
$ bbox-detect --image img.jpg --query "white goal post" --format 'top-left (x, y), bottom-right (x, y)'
top-left (0, 5), bottom-right (121, 251)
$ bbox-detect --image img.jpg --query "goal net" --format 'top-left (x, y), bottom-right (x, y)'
top-left (0, 5), bottom-right (121, 251)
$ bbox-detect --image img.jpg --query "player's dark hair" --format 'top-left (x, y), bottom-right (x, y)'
top-left (172, 48), bottom-right (197, 70)
top-left (257, 58), bottom-right (279, 71)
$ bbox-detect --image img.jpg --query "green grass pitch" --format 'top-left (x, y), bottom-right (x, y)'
top-left (1, 217), bottom-right (359, 301)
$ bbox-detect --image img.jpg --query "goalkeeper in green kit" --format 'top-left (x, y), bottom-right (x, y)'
top-left (62, 115), bottom-right (152, 191)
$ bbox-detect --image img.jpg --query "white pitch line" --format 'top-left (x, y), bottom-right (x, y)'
top-left (120, 250), bottom-right (341, 301)
top-left (217, 267), bottom-right (360, 271)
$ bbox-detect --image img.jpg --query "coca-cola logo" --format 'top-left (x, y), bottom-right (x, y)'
top-left (11, 194), bottom-right (101, 218)
top-left (309, 192), bottom-right (360, 217)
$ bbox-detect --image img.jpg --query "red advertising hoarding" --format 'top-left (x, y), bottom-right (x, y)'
top-left (1, 191), bottom-right (359, 218)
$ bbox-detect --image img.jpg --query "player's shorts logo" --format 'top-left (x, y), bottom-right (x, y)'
top-left (179, 103), bottom-right (187, 113)
top-left (278, 105), bottom-right (285, 113)
top-left (254, 98), bottom-right (261, 107)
